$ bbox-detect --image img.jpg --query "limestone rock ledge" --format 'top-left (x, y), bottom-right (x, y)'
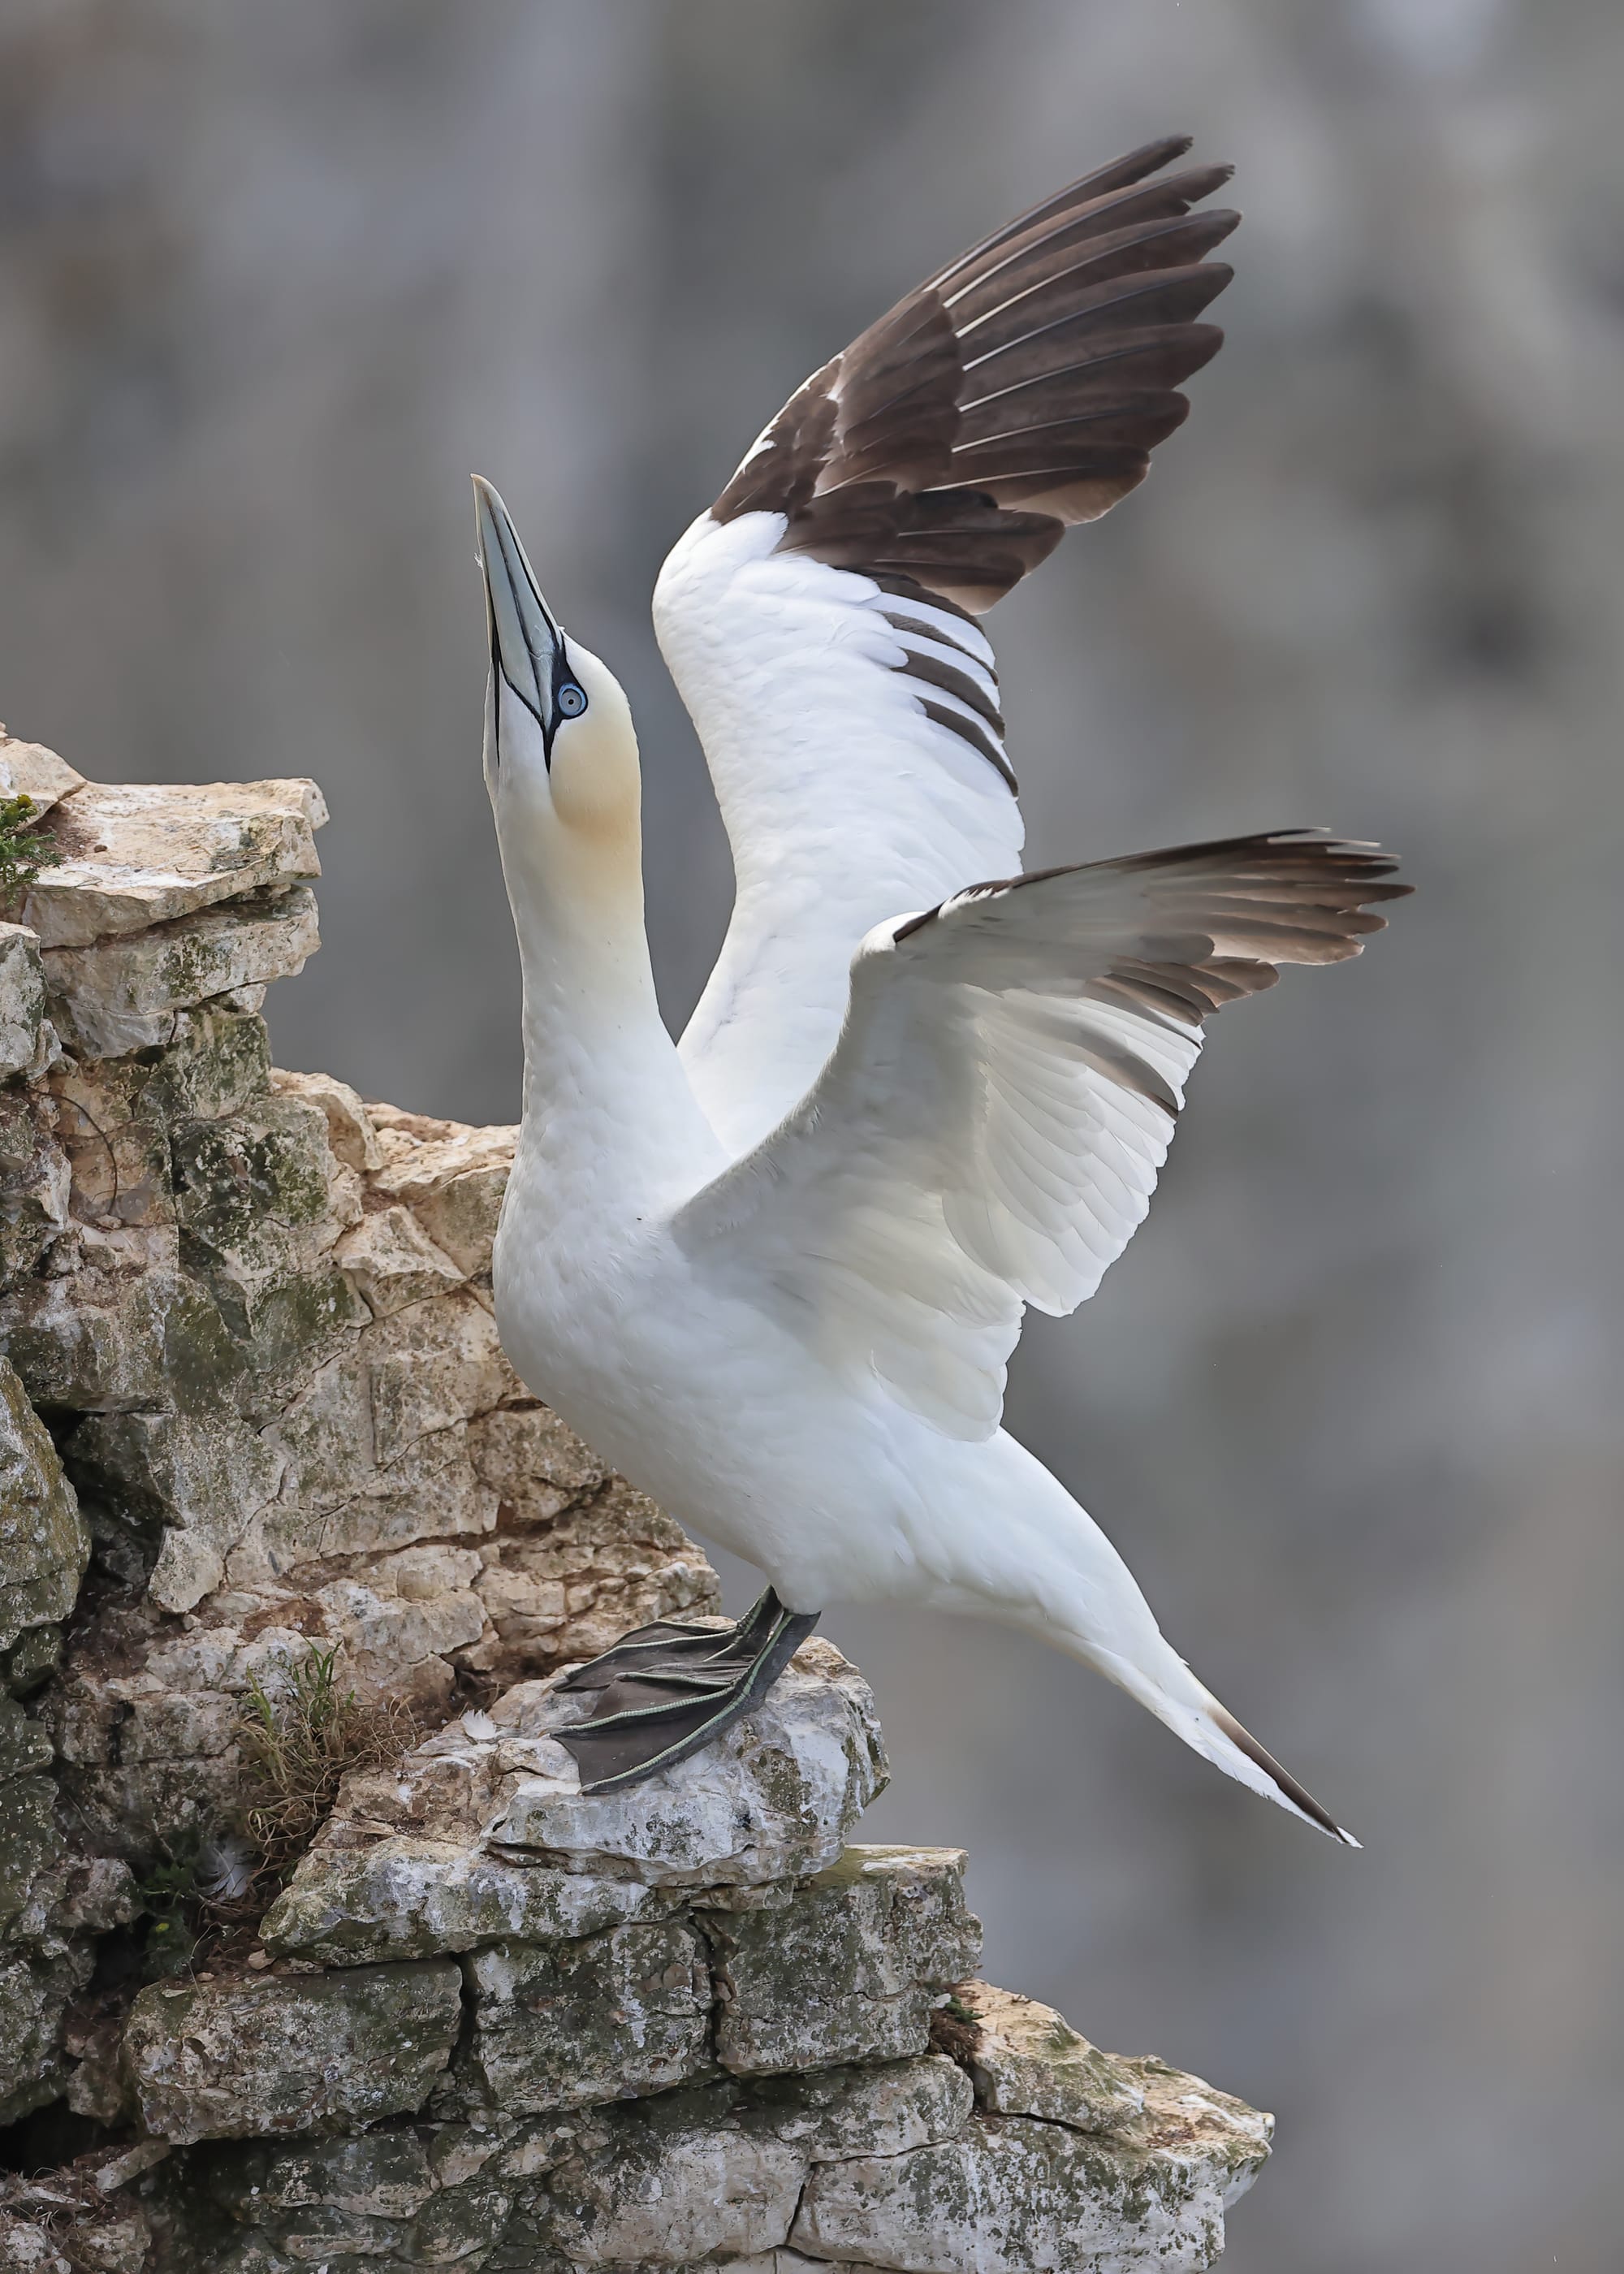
top-left (0, 748), bottom-right (715, 2164)
top-left (119, 1645), bottom-right (1266, 2272)
top-left (0, 749), bottom-right (1272, 2272)
top-left (0, 760), bottom-right (719, 1881)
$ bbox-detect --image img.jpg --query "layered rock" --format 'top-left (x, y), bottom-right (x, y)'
top-left (123, 1961), bottom-right (465, 2145)
top-left (0, 741), bottom-right (1273, 2271)
top-left (257, 1636), bottom-right (888, 1965)
top-left (115, 1645), bottom-right (1268, 2272)
top-left (0, 753), bottom-right (716, 1876)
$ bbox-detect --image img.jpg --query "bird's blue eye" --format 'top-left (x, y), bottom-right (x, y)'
top-left (557, 682), bottom-right (587, 719)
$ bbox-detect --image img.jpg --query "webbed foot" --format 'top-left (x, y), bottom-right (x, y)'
top-left (552, 1589), bottom-right (819, 1793)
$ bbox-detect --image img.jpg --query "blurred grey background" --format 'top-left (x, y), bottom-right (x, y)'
top-left (2, 1), bottom-right (1620, 2265)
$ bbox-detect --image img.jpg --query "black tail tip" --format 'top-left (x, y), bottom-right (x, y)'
top-left (1212, 1705), bottom-right (1358, 1846)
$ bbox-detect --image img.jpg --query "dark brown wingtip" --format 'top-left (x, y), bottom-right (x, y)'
top-left (1212, 1704), bottom-right (1359, 1846)
top-left (713, 137), bottom-right (1241, 623)
top-left (931, 136), bottom-right (1204, 284)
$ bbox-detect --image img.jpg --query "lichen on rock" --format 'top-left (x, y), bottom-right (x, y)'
top-left (122, 1960), bottom-right (464, 2143)
top-left (706, 1844), bottom-right (982, 2075)
top-left (42, 887), bottom-right (319, 1061)
top-left (963, 1980), bottom-right (1151, 2133)
top-left (0, 1359), bottom-right (88, 1674)
top-left (463, 1919), bottom-right (713, 2112)
top-left (0, 927), bottom-right (48, 1085)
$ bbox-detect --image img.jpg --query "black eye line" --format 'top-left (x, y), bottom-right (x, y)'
top-left (486, 625), bottom-right (582, 774)
top-left (486, 603), bottom-right (546, 748)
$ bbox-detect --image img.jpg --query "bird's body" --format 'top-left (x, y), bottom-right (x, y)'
top-left (488, 743), bottom-right (1382, 1833)
top-left (473, 139), bottom-right (1407, 1840)
top-left (503, 1242), bottom-right (1246, 1796)
top-left (495, 994), bottom-right (1100, 1623)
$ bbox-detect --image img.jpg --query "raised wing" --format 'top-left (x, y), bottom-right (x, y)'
top-left (672, 834), bottom-right (1406, 1442)
top-left (657, 136), bottom-right (1238, 1156)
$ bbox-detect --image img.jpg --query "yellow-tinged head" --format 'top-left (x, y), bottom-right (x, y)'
top-left (473, 477), bottom-right (642, 889)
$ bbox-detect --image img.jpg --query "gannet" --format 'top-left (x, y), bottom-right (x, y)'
top-left (475, 140), bottom-right (1406, 1841)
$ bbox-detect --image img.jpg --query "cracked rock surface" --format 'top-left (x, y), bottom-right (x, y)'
top-left (123, 1959), bottom-right (464, 2145)
top-left (0, 754), bottom-right (1272, 2272)
top-left (0, 767), bottom-right (717, 1876)
top-left (122, 1648), bottom-right (1267, 2270)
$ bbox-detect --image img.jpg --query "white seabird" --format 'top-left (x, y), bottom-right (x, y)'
top-left (474, 140), bottom-right (1406, 1841)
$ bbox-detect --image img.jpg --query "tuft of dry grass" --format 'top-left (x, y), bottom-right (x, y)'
top-left (928, 1987), bottom-right (985, 2069)
top-left (235, 1641), bottom-right (420, 1879)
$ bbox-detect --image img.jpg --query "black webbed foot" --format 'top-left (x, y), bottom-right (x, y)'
top-left (555, 1615), bottom-right (748, 1695)
top-left (553, 1589), bottom-right (819, 1793)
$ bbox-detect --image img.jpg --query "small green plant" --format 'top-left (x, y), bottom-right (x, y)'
top-left (235, 1641), bottom-right (418, 1878)
top-left (131, 1819), bottom-right (281, 1978)
top-left (133, 1826), bottom-right (214, 1978)
top-left (118, 1649), bottom-right (420, 1979)
top-left (0, 793), bottom-right (63, 913)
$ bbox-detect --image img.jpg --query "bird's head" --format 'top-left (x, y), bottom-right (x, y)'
top-left (473, 477), bottom-right (641, 899)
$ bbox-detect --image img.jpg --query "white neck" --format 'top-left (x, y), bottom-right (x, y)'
top-left (499, 821), bottom-right (723, 1227)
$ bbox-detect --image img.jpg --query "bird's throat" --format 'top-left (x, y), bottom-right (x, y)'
top-left (503, 832), bottom-right (723, 1226)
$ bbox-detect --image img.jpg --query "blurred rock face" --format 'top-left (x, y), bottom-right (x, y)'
top-left (0, 4), bottom-right (1619, 2269)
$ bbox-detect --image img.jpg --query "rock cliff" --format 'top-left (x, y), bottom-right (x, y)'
top-left (0, 737), bottom-right (1272, 2271)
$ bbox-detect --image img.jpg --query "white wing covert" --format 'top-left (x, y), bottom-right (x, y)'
top-left (656, 136), bottom-right (1240, 1155)
top-left (672, 834), bottom-right (1407, 1441)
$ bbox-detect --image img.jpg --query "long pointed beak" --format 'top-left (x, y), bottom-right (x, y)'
top-left (473, 475), bottom-right (563, 733)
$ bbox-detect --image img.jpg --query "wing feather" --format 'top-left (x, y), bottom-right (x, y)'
top-left (674, 833), bottom-right (1406, 1440)
top-left (659, 139), bottom-right (1237, 1156)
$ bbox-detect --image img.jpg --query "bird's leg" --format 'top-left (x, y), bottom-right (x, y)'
top-left (552, 1589), bottom-right (819, 1794)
